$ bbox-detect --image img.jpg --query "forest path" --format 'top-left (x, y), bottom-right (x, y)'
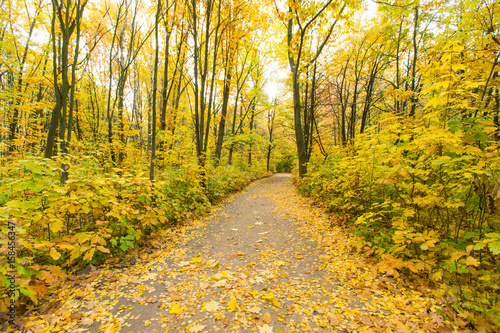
top-left (25, 174), bottom-right (455, 332)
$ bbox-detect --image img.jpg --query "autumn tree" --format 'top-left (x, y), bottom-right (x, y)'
top-left (277, 0), bottom-right (359, 177)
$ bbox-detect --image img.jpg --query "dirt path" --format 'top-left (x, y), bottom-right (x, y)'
top-left (24, 174), bottom-right (457, 332)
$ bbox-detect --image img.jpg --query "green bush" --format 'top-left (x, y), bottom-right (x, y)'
top-left (0, 154), bottom-right (267, 309)
top-left (299, 115), bottom-right (500, 324)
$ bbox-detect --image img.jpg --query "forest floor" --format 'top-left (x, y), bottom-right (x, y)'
top-left (22, 174), bottom-right (465, 333)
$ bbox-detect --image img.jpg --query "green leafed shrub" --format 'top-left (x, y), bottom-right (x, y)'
top-left (299, 114), bottom-right (500, 324)
top-left (0, 154), bottom-right (266, 311)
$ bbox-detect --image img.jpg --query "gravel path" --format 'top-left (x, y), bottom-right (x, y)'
top-left (23, 174), bottom-right (457, 333)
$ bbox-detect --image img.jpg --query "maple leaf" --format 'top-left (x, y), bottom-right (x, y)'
top-left (190, 256), bottom-right (202, 264)
top-left (169, 304), bottom-right (184, 314)
top-left (212, 279), bottom-right (227, 288)
top-left (258, 324), bottom-right (274, 333)
top-left (430, 313), bottom-right (445, 326)
top-left (227, 298), bottom-right (238, 312)
top-left (327, 313), bottom-right (341, 326)
top-left (50, 248), bottom-right (61, 261)
top-left (274, 260), bottom-right (286, 267)
top-left (465, 256), bottom-right (480, 267)
top-left (189, 324), bottom-right (205, 332)
top-left (261, 292), bottom-right (281, 308)
top-left (357, 313), bottom-right (372, 326)
top-left (255, 276), bottom-right (265, 283)
top-left (203, 300), bottom-right (220, 312)
top-left (80, 317), bottom-right (93, 326)
top-left (248, 306), bottom-right (261, 314)
top-left (394, 321), bottom-right (412, 333)
top-left (263, 312), bottom-right (272, 324)
top-left (170, 293), bottom-right (184, 301)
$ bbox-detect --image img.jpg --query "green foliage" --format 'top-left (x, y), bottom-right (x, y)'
top-left (274, 152), bottom-right (296, 173)
top-left (299, 115), bottom-right (500, 324)
top-left (0, 154), bottom-right (267, 309)
top-left (206, 163), bottom-right (270, 203)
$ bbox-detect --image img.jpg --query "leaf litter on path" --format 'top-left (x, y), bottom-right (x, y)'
top-left (21, 174), bottom-right (467, 332)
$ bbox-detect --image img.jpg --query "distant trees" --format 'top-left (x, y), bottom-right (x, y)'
top-left (1, 0), bottom-right (282, 178)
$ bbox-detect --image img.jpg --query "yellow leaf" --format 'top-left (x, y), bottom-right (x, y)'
top-left (203, 300), bottom-right (220, 312)
top-left (50, 219), bottom-right (64, 233)
top-left (169, 304), bottom-right (184, 314)
top-left (50, 248), bottom-right (61, 261)
top-left (261, 292), bottom-right (281, 308)
top-left (227, 298), bottom-right (238, 312)
top-left (57, 243), bottom-right (75, 251)
top-left (83, 248), bottom-right (95, 262)
top-left (431, 270), bottom-right (443, 281)
top-left (465, 256), bottom-right (480, 267)
top-left (478, 274), bottom-right (490, 281)
top-left (258, 324), bottom-right (274, 333)
top-left (189, 324), bottom-right (205, 333)
top-left (263, 312), bottom-right (272, 324)
top-left (248, 306), bottom-right (261, 314)
top-left (190, 256), bottom-right (202, 264)
top-left (144, 320), bottom-right (151, 327)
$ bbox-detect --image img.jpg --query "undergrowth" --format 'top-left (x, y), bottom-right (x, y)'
top-left (298, 114), bottom-right (500, 326)
top-left (0, 154), bottom-right (268, 313)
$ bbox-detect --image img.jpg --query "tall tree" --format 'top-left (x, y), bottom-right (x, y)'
top-left (45, 0), bottom-right (89, 158)
top-left (279, 0), bottom-right (357, 177)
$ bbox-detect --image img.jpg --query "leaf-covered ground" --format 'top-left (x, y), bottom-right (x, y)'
top-left (22, 174), bottom-right (465, 332)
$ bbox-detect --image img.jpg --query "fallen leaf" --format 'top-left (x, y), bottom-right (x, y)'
top-left (189, 324), bottom-right (205, 333)
top-left (227, 298), bottom-right (238, 312)
top-left (261, 292), bottom-right (281, 308)
top-left (81, 317), bottom-right (93, 326)
top-left (259, 324), bottom-right (274, 333)
top-left (263, 312), bottom-right (272, 324)
top-left (190, 256), bottom-right (203, 264)
top-left (328, 314), bottom-right (340, 326)
top-left (169, 304), bottom-right (184, 314)
top-left (248, 306), bottom-right (261, 314)
top-left (357, 313), bottom-right (372, 326)
top-left (170, 293), bottom-right (184, 301)
top-left (430, 313), bottom-right (445, 326)
top-left (204, 300), bottom-right (220, 312)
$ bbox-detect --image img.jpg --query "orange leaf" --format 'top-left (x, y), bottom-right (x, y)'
top-left (97, 246), bottom-right (110, 254)
top-left (465, 256), bottom-right (480, 267)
